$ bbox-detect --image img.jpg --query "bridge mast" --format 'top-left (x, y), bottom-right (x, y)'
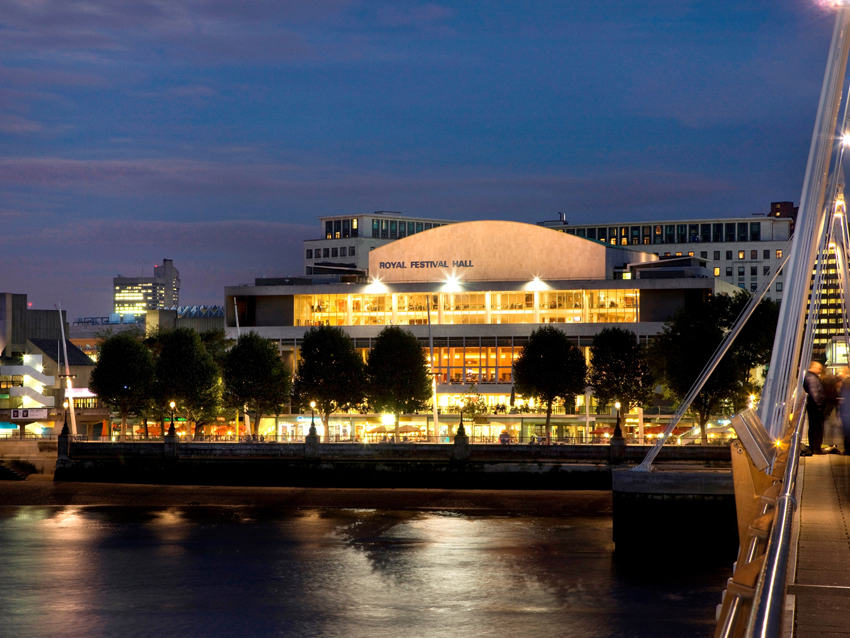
top-left (760, 4), bottom-right (850, 438)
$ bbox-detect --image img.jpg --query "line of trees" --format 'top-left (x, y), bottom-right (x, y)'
top-left (91, 325), bottom-right (433, 441)
top-left (90, 290), bottom-right (779, 443)
top-left (512, 290), bottom-right (779, 442)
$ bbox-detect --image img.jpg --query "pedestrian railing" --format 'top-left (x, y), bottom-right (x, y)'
top-left (72, 433), bottom-right (732, 446)
top-left (714, 399), bottom-right (805, 638)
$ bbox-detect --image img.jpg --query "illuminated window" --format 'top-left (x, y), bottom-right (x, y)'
top-left (738, 251), bottom-right (745, 259)
top-left (713, 267), bottom-right (720, 276)
top-left (776, 250), bottom-right (783, 259)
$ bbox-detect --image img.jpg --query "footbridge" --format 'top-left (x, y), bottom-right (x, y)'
top-left (618, 4), bottom-right (850, 636)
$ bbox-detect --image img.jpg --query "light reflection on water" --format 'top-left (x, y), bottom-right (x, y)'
top-left (0, 506), bottom-right (727, 638)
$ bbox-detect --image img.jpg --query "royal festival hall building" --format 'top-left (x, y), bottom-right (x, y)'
top-left (224, 220), bottom-right (739, 441)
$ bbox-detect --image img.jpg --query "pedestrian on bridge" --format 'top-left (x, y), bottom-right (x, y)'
top-left (838, 367), bottom-right (850, 454)
top-left (804, 361), bottom-right (826, 454)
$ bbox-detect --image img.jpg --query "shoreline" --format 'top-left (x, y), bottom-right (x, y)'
top-left (0, 474), bottom-right (613, 515)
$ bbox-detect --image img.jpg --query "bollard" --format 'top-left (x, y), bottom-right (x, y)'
top-left (304, 432), bottom-right (320, 459)
top-left (453, 432), bottom-right (470, 460)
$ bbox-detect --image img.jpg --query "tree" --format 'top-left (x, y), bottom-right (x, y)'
top-left (89, 332), bottom-right (155, 441)
top-left (513, 326), bottom-right (587, 438)
top-left (223, 332), bottom-right (292, 439)
top-left (588, 327), bottom-right (654, 413)
top-left (366, 326), bottom-right (432, 438)
top-left (293, 326), bottom-right (365, 441)
top-left (720, 291), bottom-right (781, 410)
top-left (647, 293), bottom-right (758, 444)
top-left (155, 328), bottom-right (221, 440)
top-left (458, 384), bottom-right (489, 438)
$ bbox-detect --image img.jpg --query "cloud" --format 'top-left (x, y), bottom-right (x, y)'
top-left (0, 0), bottom-right (351, 62)
top-left (0, 154), bottom-right (731, 222)
top-left (0, 113), bottom-right (43, 133)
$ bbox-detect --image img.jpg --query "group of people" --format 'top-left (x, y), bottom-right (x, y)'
top-left (803, 361), bottom-right (850, 454)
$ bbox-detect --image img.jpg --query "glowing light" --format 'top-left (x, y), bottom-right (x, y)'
top-left (614, 401), bottom-right (621, 410)
top-left (310, 400), bottom-right (316, 409)
top-left (843, 132), bottom-right (850, 147)
top-left (169, 401), bottom-right (176, 409)
top-left (381, 413), bottom-right (396, 426)
top-left (442, 273), bottom-right (463, 293)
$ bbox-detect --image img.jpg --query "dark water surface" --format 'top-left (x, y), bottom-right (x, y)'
top-left (0, 506), bottom-right (728, 638)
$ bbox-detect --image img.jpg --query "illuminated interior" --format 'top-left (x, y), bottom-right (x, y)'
top-left (294, 289), bottom-right (639, 326)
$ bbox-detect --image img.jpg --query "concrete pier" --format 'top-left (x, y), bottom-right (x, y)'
top-left (612, 467), bottom-right (737, 556)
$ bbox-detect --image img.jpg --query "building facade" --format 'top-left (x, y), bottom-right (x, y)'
top-left (113, 259), bottom-right (181, 316)
top-left (304, 211), bottom-right (453, 275)
top-left (536, 202), bottom-right (797, 300)
top-left (228, 221), bottom-right (738, 440)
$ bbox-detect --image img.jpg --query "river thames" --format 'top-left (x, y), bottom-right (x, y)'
top-left (0, 501), bottom-right (728, 638)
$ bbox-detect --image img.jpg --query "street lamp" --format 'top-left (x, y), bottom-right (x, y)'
top-left (613, 401), bottom-right (623, 439)
top-left (309, 401), bottom-right (317, 437)
top-left (61, 400), bottom-right (69, 436)
top-left (168, 401), bottom-right (176, 437)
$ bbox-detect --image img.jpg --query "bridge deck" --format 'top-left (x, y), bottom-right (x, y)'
top-left (790, 455), bottom-right (850, 637)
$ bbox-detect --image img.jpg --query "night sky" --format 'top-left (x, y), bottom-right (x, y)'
top-left (0, 1), bottom-right (842, 318)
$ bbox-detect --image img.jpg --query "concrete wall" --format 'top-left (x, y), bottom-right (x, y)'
top-left (0, 440), bottom-right (58, 474)
top-left (255, 296), bottom-right (293, 327)
top-left (55, 439), bottom-right (731, 489)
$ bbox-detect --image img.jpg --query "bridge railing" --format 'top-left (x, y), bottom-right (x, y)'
top-left (714, 398), bottom-right (806, 638)
top-left (744, 401), bottom-right (807, 637)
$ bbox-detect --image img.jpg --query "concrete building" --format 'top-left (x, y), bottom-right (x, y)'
top-left (227, 220), bottom-right (738, 439)
top-left (304, 211), bottom-right (453, 275)
top-left (113, 259), bottom-right (181, 316)
top-left (536, 202), bottom-right (797, 301)
top-left (0, 293), bottom-right (68, 358)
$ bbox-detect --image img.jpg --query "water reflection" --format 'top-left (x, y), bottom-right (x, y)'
top-left (0, 506), bottom-right (727, 638)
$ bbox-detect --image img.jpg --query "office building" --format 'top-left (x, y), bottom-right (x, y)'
top-left (304, 211), bottom-right (453, 275)
top-left (113, 259), bottom-right (180, 316)
top-left (536, 202), bottom-right (797, 301)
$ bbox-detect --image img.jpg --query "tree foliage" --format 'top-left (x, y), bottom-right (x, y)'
top-left (588, 327), bottom-right (654, 412)
top-left (293, 326), bottom-right (365, 437)
top-left (647, 291), bottom-right (780, 443)
top-left (366, 326), bottom-right (431, 435)
top-left (155, 328), bottom-right (221, 439)
top-left (89, 331), bottom-right (155, 440)
top-left (513, 326), bottom-right (587, 436)
top-left (223, 332), bottom-right (291, 438)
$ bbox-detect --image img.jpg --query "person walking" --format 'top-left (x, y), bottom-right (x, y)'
top-left (838, 367), bottom-right (850, 454)
top-left (804, 361), bottom-right (827, 454)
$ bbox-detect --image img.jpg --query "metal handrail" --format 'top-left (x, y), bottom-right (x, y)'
top-left (744, 398), bottom-right (807, 638)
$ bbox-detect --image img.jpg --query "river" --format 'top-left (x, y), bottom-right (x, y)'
top-left (0, 505), bottom-right (729, 637)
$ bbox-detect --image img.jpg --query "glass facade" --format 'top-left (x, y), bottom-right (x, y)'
top-left (294, 289), bottom-right (639, 327)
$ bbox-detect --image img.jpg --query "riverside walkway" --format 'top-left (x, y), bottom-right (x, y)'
top-left (790, 455), bottom-right (850, 638)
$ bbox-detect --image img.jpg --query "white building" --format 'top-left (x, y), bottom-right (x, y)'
top-left (537, 202), bottom-right (796, 300)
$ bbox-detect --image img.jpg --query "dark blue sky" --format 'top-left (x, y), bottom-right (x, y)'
top-left (0, 0), bottom-right (841, 317)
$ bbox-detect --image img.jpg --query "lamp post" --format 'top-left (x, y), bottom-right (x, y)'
top-left (61, 400), bottom-right (69, 436)
top-left (613, 401), bottom-right (623, 440)
top-left (309, 401), bottom-right (317, 437)
top-left (168, 401), bottom-right (176, 437)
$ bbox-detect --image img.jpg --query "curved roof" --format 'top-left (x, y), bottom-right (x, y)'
top-left (368, 220), bottom-right (655, 283)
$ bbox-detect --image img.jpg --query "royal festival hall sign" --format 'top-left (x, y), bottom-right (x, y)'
top-left (378, 260), bottom-right (474, 270)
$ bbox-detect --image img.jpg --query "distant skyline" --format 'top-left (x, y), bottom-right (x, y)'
top-left (0, 0), bottom-right (841, 318)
